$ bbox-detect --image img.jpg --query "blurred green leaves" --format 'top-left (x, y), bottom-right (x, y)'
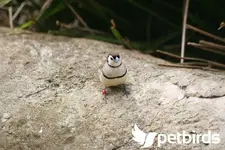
top-left (37, 0), bottom-right (66, 21)
top-left (19, 20), bottom-right (35, 29)
top-left (7, 0), bottom-right (224, 56)
top-left (0, 0), bottom-right (11, 7)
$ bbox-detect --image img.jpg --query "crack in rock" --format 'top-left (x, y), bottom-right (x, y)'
top-left (198, 95), bottom-right (225, 99)
top-left (25, 87), bottom-right (49, 98)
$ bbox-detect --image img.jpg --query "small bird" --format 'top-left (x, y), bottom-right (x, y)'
top-left (100, 53), bottom-right (128, 96)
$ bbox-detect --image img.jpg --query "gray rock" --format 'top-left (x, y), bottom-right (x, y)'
top-left (0, 27), bottom-right (224, 150)
top-left (2, 113), bottom-right (10, 119)
top-left (1, 113), bottom-right (11, 123)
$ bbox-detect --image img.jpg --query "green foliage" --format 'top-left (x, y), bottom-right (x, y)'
top-left (18, 20), bottom-right (35, 29)
top-left (37, 0), bottom-right (66, 21)
top-left (0, 0), bottom-right (11, 7)
top-left (14, 0), bottom-right (225, 62)
top-left (110, 26), bottom-right (123, 42)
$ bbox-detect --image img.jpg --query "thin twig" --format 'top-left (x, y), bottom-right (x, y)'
top-left (158, 63), bottom-right (223, 72)
top-left (37, 0), bottom-right (53, 19)
top-left (156, 50), bottom-right (225, 69)
top-left (182, 62), bottom-right (208, 66)
top-left (12, 1), bottom-right (26, 20)
top-left (56, 20), bottom-right (108, 35)
top-left (75, 27), bottom-right (108, 35)
top-left (181, 0), bottom-right (190, 63)
top-left (8, 6), bottom-right (13, 29)
top-left (186, 24), bottom-right (225, 44)
top-left (110, 19), bottom-right (133, 50)
top-left (64, 0), bottom-right (94, 35)
top-left (218, 22), bottom-right (225, 30)
top-left (187, 42), bottom-right (225, 55)
top-left (111, 19), bottom-right (116, 28)
top-left (199, 40), bottom-right (225, 52)
top-left (159, 63), bottom-right (203, 69)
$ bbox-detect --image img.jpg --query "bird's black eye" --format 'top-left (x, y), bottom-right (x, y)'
top-left (110, 57), bottom-right (113, 60)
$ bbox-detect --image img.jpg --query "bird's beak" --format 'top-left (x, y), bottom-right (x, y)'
top-left (114, 57), bottom-right (120, 63)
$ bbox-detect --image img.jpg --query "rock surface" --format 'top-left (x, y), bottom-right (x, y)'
top-left (0, 27), bottom-right (225, 150)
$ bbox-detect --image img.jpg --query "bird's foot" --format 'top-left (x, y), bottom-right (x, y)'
top-left (122, 84), bottom-right (130, 97)
top-left (102, 89), bottom-right (107, 95)
top-left (102, 87), bottom-right (108, 103)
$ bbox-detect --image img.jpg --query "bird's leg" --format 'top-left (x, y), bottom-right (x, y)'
top-left (102, 86), bottom-right (108, 103)
top-left (102, 87), bottom-right (107, 95)
top-left (122, 84), bottom-right (129, 97)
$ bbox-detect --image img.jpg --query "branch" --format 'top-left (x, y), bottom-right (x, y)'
top-left (186, 24), bottom-right (225, 44)
top-left (187, 42), bottom-right (225, 55)
top-left (37, 0), bottom-right (54, 20)
top-left (158, 63), bottom-right (223, 72)
top-left (8, 6), bottom-right (13, 29)
top-left (12, 1), bottom-right (26, 20)
top-left (64, 0), bottom-right (94, 35)
top-left (156, 50), bottom-right (225, 69)
top-left (199, 40), bottom-right (225, 52)
top-left (218, 22), bottom-right (225, 30)
top-left (158, 63), bottom-right (203, 69)
top-left (110, 19), bottom-right (133, 50)
top-left (182, 62), bottom-right (208, 66)
top-left (180, 0), bottom-right (190, 63)
top-left (56, 20), bottom-right (109, 35)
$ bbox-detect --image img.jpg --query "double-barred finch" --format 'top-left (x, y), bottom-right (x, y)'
top-left (100, 53), bottom-right (128, 95)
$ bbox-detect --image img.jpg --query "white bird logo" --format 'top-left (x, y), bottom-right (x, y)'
top-left (132, 124), bottom-right (158, 149)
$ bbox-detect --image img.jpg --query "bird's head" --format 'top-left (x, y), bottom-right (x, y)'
top-left (107, 53), bottom-right (121, 66)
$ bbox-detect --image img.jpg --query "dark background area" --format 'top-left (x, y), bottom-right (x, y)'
top-left (1, 0), bottom-right (225, 64)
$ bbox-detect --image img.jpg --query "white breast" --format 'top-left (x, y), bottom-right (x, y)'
top-left (100, 72), bottom-right (127, 87)
top-left (99, 62), bottom-right (127, 87)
